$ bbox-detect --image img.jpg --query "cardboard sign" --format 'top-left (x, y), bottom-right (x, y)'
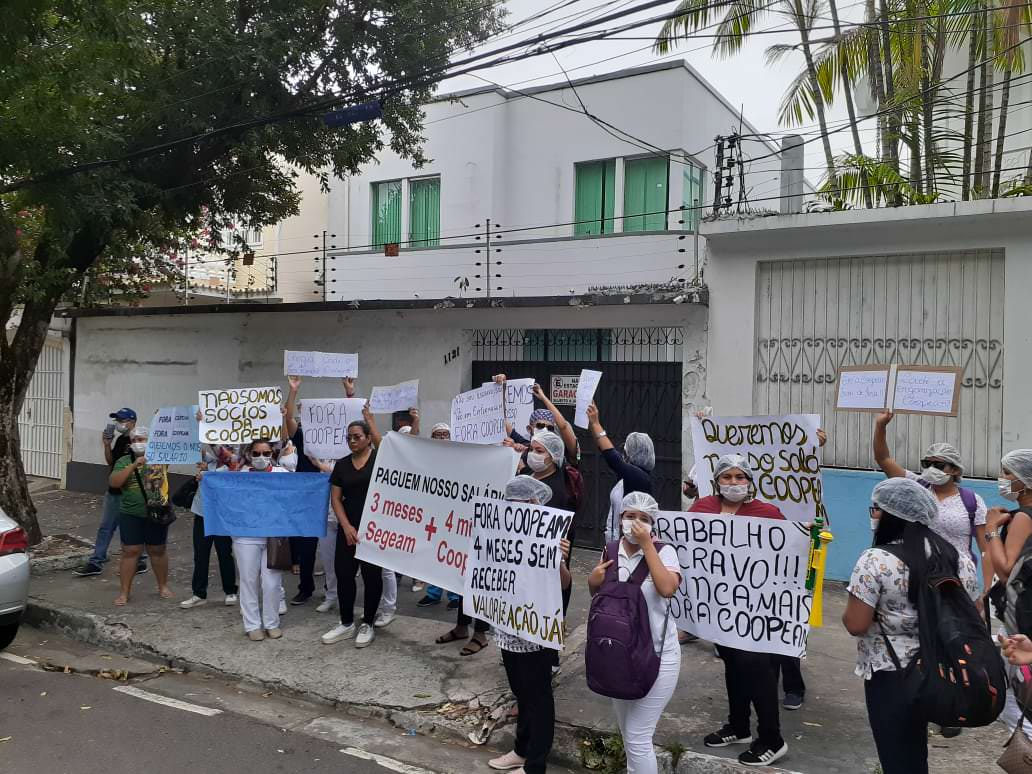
top-left (198, 387), bottom-right (282, 444)
top-left (463, 497), bottom-right (573, 650)
top-left (369, 380), bottom-right (419, 414)
top-left (550, 375), bottom-right (579, 406)
top-left (574, 369), bottom-right (602, 428)
top-left (301, 398), bottom-right (367, 459)
top-left (450, 383), bottom-right (506, 445)
top-left (835, 365), bottom-right (891, 412)
top-left (655, 511), bottom-right (813, 657)
top-left (483, 378), bottom-right (536, 435)
top-left (355, 433), bottom-right (514, 593)
top-left (834, 364), bottom-right (963, 416)
top-left (690, 414), bottom-right (824, 522)
top-left (201, 471), bottom-right (329, 537)
top-left (283, 350), bottom-right (358, 378)
top-left (146, 405), bottom-right (201, 465)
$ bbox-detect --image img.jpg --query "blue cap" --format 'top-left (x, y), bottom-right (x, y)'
top-left (109, 408), bottom-right (137, 421)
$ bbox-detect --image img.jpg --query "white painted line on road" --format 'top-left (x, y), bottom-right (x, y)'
top-left (340, 747), bottom-right (437, 774)
top-left (0, 652), bottom-right (35, 665)
top-left (112, 685), bottom-right (223, 716)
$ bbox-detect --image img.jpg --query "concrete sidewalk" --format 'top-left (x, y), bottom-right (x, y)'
top-left (26, 489), bottom-right (1011, 773)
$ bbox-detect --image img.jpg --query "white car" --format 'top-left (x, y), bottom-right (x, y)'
top-left (0, 508), bottom-right (29, 650)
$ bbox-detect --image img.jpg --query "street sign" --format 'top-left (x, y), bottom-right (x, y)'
top-left (550, 374), bottom-right (579, 405)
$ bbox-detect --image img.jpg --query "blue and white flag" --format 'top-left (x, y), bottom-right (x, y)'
top-left (201, 472), bottom-right (330, 537)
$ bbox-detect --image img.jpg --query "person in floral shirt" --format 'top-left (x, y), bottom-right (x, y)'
top-left (843, 477), bottom-right (978, 774)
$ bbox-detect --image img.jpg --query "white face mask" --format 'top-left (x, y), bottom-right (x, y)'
top-left (250, 455), bottom-right (271, 471)
top-left (719, 483), bottom-right (750, 503)
top-left (622, 518), bottom-right (651, 545)
top-left (870, 518), bottom-right (880, 531)
top-left (115, 422), bottom-right (129, 434)
top-left (920, 466), bottom-right (953, 486)
top-left (526, 452), bottom-right (551, 473)
top-left (278, 452), bottom-right (298, 472)
top-left (130, 442), bottom-right (147, 455)
top-left (1000, 477), bottom-right (1023, 502)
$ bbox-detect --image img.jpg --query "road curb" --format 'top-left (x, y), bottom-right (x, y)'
top-left (23, 597), bottom-right (799, 773)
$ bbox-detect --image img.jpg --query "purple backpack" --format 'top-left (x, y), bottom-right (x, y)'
top-left (918, 480), bottom-right (980, 562)
top-left (585, 540), bottom-right (669, 700)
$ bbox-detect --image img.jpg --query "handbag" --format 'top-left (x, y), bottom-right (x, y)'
top-left (266, 537), bottom-right (292, 571)
top-left (999, 686), bottom-right (1032, 773)
top-left (171, 477), bottom-right (199, 509)
top-left (132, 462), bottom-right (177, 527)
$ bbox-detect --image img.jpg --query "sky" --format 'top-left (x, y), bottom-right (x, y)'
top-left (440, 0), bottom-right (877, 198)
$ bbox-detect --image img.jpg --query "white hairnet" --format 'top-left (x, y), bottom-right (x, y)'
top-left (713, 454), bottom-right (755, 482)
top-left (1003, 450), bottom-right (1032, 489)
top-left (624, 432), bottom-right (656, 471)
top-left (131, 425), bottom-right (150, 439)
top-left (505, 475), bottom-right (553, 505)
top-left (532, 430), bottom-right (565, 465)
top-left (871, 477), bottom-right (938, 525)
top-left (923, 442), bottom-right (964, 474)
top-left (621, 491), bottom-right (659, 520)
top-left (431, 422), bottom-right (451, 435)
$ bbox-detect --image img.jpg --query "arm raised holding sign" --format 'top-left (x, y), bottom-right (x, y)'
top-left (872, 412), bottom-right (908, 479)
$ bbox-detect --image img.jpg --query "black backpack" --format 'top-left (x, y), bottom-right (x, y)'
top-left (879, 543), bottom-right (1007, 727)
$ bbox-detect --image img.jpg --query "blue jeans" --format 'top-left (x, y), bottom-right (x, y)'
top-left (425, 585), bottom-right (460, 603)
top-left (88, 493), bottom-right (122, 564)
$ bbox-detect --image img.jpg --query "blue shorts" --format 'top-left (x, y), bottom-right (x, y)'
top-left (118, 513), bottom-right (169, 547)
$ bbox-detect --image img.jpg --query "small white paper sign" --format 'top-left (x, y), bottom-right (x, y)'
top-left (146, 405), bottom-right (201, 464)
top-left (451, 383), bottom-right (506, 445)
top-left (574, 369), bottom-right (602, 428)
top-left (283, 350), bottom-right (358, 378)
top-left (301, 398), bottom-right (368, 459)
top-left (369, 380), bottom-right (419, 414)
top-left (893, 368), bottom-right (961, 416)
top-left (483, 378), bottom-right (536, 437)
top-left (835, 367), bottom-right (891, 412)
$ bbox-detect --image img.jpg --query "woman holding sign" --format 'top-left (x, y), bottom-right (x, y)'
top-left (586, 402), bottom-right (655, 541)
top-left (693, 455), bottom-right (789, 767)
top-left (322, 407), bottom-right (384, 649)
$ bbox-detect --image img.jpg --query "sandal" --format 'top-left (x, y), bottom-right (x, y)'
top-left (436, 629), bottom-right (464, 644)
top-left (461, 637), bottom-right (488, 656)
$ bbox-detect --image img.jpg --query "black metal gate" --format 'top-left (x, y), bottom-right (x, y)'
top-left (471, 360), bottom-right (682, 550)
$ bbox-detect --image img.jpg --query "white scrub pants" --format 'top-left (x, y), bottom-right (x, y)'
top-left (232, 538), bottom-right (283, 633)
top-left (380, 568), bottom-right (397, 614)
top-left (319, 511), bottom-right (338, 601)
top-left (611, 655), bottom-right (681, 774)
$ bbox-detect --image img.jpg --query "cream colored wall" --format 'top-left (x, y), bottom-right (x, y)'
top-left (272, 167), bottom-right (330, 303)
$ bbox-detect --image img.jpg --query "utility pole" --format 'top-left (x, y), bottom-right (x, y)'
top-left (474, 219), bottom-right (503, 299)
top-left (312, 231), bottom-right (337, 301)
top-left (712, 136), bottom-right (725, 215)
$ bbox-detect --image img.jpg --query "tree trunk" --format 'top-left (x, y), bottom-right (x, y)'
top-left (795, 0), bottom-right (838, 196)
top-left (992, 63), bottom-right (1013, 196)
top-left (974, 5), bottom-right (995, 196)
top-left (879, 0), bottom-right (901, 204)
top-left (829, 0), bottom-right (873, 207)
top-left (961, 15), bottom-right (979, 200)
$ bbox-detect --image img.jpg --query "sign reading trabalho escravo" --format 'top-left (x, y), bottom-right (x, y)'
top-left (550, 375), bottom-right (579, 406)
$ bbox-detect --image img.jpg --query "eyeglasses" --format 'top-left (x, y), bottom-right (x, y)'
top-left (921, 459), bottom-right (950, 471)
top-left (347, 434), bottom-right (366, 441)
top-left (252, 450), bottom-right (273, 458)
top-left (533, 423), bottom-right (555, 432)
top-left (868, 506), bottom-right (880, 518)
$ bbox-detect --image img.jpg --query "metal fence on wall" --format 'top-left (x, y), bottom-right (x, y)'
top-left (470, 327), bottom-right (684, 363)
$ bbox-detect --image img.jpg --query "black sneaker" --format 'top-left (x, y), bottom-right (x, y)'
top-left (939, 726), bottom-right (962, 739)
top-left (73, 562), bottom-right (103, 577)
top-left (446, 598), bottom-right (460, 611)
top-left (416, 595), bottom-right (440, 608)
top-left (738, 740), bottom-right (788, 767)
top-left (704, 725), bottom-right (753, 748)
top-left (135, 561), bottom-right (149, 576)
top-left (783, 691), bottom-right (804, 710)
top-left (290, 592), bottom-right (312, 606)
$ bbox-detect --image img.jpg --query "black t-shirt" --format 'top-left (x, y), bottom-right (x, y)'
top-left (329, 450), bottom-right (377, 528)
top-left (290, 427), bottom-right (320, 473)
top-left (538, 467), bottom-right (573, 512)
top-left (108, 433), bottom-right (131, 495)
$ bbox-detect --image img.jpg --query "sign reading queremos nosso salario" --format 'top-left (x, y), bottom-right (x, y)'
top-left (550, 375), bottom-right (579, 405)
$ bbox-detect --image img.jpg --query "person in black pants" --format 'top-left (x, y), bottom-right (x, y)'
top-left (709, 646), bottom-right (785, 760)
top-left (773, 655), bottom-right (806, 710)
top-left (180, 459), bottom-right (238, 610)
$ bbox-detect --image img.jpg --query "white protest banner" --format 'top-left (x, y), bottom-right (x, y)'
top-left (655, 511), bottom-right (813, 657)
top-left (283, 350), bottom-right (358, 378)
top-left (892, 366), bottom-right (962, 416)
top-left (574, 369), bottom-right (602, 428)
top-left (483, 378), bottom-right (536, 435)
top-left (450, 383), bottom-right (506, 444)
top-left (835, 365), bottom-right (891, 412)
top-left (146, 405), bottom-right (201, 464)
top-left (463, 497), bottom-right (572, 650)
top-left (198, 387), bottom-right (282, 444)
top-left (355, 433), bottom-right (514, 593)
top-left (550, 374), bottom-right (579, 406)
top-left (301, 398), bottom-right (367, 459)
top-left (690, 413), bottom-right (824, 522)
top-left (369, 380), bottom-right (419, 414)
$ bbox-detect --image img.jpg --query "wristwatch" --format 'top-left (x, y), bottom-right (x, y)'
top-left (596, 430), bottom-right (607, 439)
top-left (986, 529), bottom-right (1001, 542)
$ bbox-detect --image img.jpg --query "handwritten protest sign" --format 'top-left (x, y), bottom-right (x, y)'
top-left (198, 386), bottom-right (282, 444)
top-left (690, 413), bottom-right (824, 522)
top-left (369, 380), bottom-right (419, 414)
top-left (283, 350), bottom-right (358, 378)
top-left (146, 405), bottom-right (201, 465)
top-left (655, 511), bottom-right (813, 657)
top-left (355, 433), bottom-right (514, 593)
top-left (201, 472), bottom-right (329, 537)
top-left (463, 497), bottom-right (572, 650)
top-left (450, 383), bottom-right (506, 444)
top-left (892, 366), bottom-right (962, 416)
top-left (835, 365), bottom-right (891, 412)
top-left (301, 398), bottom-right (367, 459)
top-left (483, 378), bottom-right (536, 435)
top-left (574, 369), bottom-right (602, 428)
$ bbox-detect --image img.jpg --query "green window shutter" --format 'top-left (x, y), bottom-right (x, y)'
top-left (682, 165), bottom-right (705, 232)
top-left (372, 180), bottom-right (402, 247)
top-left (409, 178), bottom-right (440, 246)
top-left (574, 160), bottom-right (615, 235)
top-left (623, 157), bottom-right (669, 232)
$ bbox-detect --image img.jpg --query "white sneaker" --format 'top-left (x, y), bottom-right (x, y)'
top-left (278, 600), bottom-right (288, 615)
top-left (374, 610), bottom-right (396, 628)
top-left (180, 595), bottom-right (207, 609)
top-left (355, 623), bottom-right (375, 648)
top-left (488, 751), bottom-right (526, 770)
top-left (316, 598), bottom-right (336, 613)
top-left (321, 624), bottom-right (356, 644)
top-left (411, 582), bottom-right (425, 593)
top-left (224, 594), bottom-right (238, 606)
